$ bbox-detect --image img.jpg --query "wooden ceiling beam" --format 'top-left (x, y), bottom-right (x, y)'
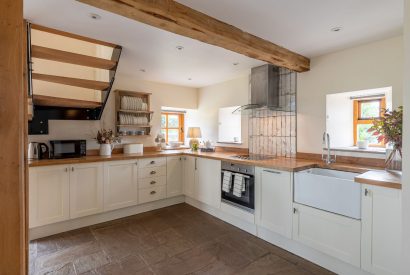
top-left (77, 0), bottom-right (310, 72)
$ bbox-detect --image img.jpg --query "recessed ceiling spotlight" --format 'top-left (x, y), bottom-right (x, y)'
top-left (188, 78), bottom-right (192, 81)
top-left (139, 69), bottom-right (146, 73)
top-left (176, 46), bottom-right (184, 50)
top-left (233, 62), bottom-right (239, 66)
top-left (89, 13), bottom-right (101, 20)
top-left (331, 27), bottom-right (342, 32)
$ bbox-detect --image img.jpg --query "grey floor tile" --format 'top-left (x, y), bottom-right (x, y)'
top-left (30, 203), bottom-right (334, 275)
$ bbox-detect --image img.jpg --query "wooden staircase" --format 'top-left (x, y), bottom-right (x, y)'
top-left (27, 23), bottom-right (122, 134)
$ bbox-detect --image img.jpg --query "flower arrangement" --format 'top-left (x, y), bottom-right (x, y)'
top-left (96, 129), bottom-right (121, 145)
top-left (368, 106), bottom-right (402, 169)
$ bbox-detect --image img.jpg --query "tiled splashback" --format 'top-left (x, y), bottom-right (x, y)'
top-left (248, 68), bottom-right (297, 157)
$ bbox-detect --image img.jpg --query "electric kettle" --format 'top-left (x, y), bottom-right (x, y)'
top-left (28, 142), bottom-right (49, 160)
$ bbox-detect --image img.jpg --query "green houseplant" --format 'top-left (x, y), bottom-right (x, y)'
top-left (368, 106), bottom-right (402, 171)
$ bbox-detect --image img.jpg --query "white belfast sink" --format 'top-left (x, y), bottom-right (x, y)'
top-left (294, 168), bottom-right (361, 219)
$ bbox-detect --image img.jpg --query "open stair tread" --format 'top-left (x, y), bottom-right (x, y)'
top-left (32, 73), bottom-right (110, 90)
top-left (31, 45), bottom-right (117, 70)
top-left (33, 95), bottom-right (102, 109)
top-left (33, 73), bottom-right (110, 90)
top-left (31, 24), bottom-right (119, 48)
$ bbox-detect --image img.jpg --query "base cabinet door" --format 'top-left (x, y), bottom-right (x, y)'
top-left (255, 168), bottom-right (292, 238)
top-left (361, 184), bottom-right (401, 275)
top-left (104, 160), bottom-right (138, 211)
top-left (292, 203), bottom-right (361, 267)
top-left (196, 158), bottom-right (221, 208)
top-left (166, 156), bottom-right (183, 198)
top-left (183, 156), bottom-right (196, 199)
top-left (70, 162), bottom-right (104, 219)
top-left (29, 165), bottom-right (70, 227)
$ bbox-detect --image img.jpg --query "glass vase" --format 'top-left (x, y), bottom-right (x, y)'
top-left (385, 144), bottom-right (402, 171)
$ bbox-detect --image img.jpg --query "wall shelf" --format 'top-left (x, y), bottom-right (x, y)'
top-left (116, 125), bottom-right (152, 128)
top-left (115, 90), bottom-right (153, 136)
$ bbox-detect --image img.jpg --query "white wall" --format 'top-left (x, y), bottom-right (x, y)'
top-left (326, 93), bottom-right (354, 148)
top-left (402, 0), bottom-right (410, 273)
top-left (29, 75), bottom-right (198, 149)
top-left (298, 36), bottom-right (403, 154)
top-left (194, 75), bottom-right (249, 148)
top-left (326, 87), bottom-right (393, 148)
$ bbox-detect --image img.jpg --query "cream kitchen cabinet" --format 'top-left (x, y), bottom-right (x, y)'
top-left (166, 156), bottom-right (183, 198)
top-left (255, 168), bottom-right (293, 238)
top-left (182, 156), bottom-right (196, 198)
top-left (196, 157), bottom-right (221, 209)
top-left (292, 203), bottom-right (361, 267)
top-left (361, 184), bottom-right (402, 275)
top-left (103, 159), bottom-right (138, 211)
top-left (183, 156), bottom-right (221, 209)
top-left (69, 162), bottom-right (104, 219)
top-left (29, 165), bottom-right (70, 227)
top-left (138, 157), bottom-right (167, 204)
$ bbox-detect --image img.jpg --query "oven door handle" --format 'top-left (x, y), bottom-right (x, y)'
top-left (263, 170), bottom-right (281, 175)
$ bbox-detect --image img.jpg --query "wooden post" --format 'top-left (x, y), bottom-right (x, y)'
top-left (0, 0), bottom-right (27, 274)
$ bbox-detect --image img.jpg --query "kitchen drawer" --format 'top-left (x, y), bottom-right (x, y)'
top-left (139, 176), bottom-right (166, 189)
top-left (138, 157), bottom-right (166, 168)
top-left (139, 186), bottom-right (166, 204)
top-left (138, 166), bottom-right (166, 179)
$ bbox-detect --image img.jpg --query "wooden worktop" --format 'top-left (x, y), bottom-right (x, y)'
top-left (28, 149), bottom-right (401, 189)
top-left (355, 170), bottom-right (402, 189)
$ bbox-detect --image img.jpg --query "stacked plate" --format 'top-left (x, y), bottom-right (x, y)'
top-left (121, 96), bottom-right (148, 111)
top-left (119, 113), bottom-right (149, 125)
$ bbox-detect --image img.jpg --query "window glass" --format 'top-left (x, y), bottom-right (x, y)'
top-left (360, 101), bottom-right (380, 119)
top-left (168, 115), bottom-right (179, 128)
top-left (357, 124), bottom-right (378, 144)
top-left (160, 112), bottom-right (184, 143)
top-left (168, 129), bottom-right (179, 142)
top-left (161, 115), bottom-right (166, 128)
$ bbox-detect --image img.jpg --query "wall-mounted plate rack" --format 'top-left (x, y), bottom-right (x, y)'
top-left (115, 90), bottom-right (153, 137)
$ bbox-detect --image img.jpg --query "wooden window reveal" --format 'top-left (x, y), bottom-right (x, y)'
top-left (161, 112), bottom-right (185, 143)
top-left (353, 97), bottom-right (386, 146)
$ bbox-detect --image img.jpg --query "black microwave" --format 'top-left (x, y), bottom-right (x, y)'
top-left (50, 140), bottom-right (87, 159)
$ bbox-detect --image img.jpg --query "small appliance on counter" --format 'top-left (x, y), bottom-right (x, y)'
top-left (28, 142), bottom-right (50, 160)
top-left (200, 140), bottom-right (215, 152)
top-left (123, 143), bottom-right (143, 154)
top-left (50, 140), bottom-right (86, 159)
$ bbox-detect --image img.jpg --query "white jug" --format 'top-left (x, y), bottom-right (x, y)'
top-left (100, 143), bottom-right (114, 156)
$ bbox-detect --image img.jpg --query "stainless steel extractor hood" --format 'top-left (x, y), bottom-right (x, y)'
top-left (233, 64), bottom-right (280, 114)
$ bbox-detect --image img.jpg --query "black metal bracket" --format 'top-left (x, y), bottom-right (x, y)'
top-left (29, 106), bottom-right (101, 135)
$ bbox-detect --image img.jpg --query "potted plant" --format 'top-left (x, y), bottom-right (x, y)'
top-left (96, 129), bottom-right (121, 156)
top-left (368, 106), bottom-right (402, 171)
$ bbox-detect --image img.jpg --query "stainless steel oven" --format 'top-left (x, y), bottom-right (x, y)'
top-left (221, 161), bottom-right (255, 213)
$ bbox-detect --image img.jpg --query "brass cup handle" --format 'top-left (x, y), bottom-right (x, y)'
top-left (150, 161), bottom-right (156, 164)
top-left (150, 171), bottom-right (156, 175)
top-left (150, 181), bottom-right (156, 185)
top-left (150, 191), bottom-right (156, 195)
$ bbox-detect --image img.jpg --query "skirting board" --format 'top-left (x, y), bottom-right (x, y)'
top-left (185, 197), bottom-right (370, 275)
top-left (29, 195), bottom-right (185, 240)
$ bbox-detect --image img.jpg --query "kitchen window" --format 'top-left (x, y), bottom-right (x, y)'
top-left (353, 97), bottom-right (386, 146)
top-left (161, 112), bottom-right (185, 143)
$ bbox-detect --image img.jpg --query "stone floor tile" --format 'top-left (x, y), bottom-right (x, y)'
top-left (36, 241), bottom-right (101, 270)
top-left (73, 251), bottom-right (110, 274)
top-left (35, 262), bottom-right (76, 275)
top-left (30, 204), bottom-right (334, 275)
top-left (236, 253), bottom-right (298, 275)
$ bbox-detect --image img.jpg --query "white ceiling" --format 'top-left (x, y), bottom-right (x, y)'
top-left (24, 0), bottom-right (403, 88)
top-left (178, 0), bottom-right (404, 58)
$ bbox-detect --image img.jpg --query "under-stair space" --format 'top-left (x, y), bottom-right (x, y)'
top-left (27, 23), bottom-right (122, 135)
